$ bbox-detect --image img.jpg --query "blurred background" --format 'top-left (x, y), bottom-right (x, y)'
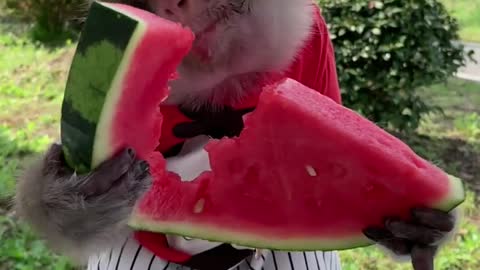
top-left (0, 0), bottom-right (479, 269)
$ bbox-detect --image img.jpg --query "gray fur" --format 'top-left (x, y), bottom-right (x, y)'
top-left (14, 143), bottom-right (151, 264)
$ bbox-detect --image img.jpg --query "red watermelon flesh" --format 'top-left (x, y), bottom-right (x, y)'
top-left (61, 2), bottom-right (194, 172)
top-left (105, 4), bottom-right (195, 165)
top-left (130, 78), bottom-right (465, 251)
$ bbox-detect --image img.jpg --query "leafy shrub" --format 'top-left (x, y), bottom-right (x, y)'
top-left (4, 0), bottom-right (88, 43)
top-left (318, 0), bottom-right (473, 131)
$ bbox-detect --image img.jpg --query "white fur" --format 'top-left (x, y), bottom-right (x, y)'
top-left (147, 0), bottom-right (315, 108)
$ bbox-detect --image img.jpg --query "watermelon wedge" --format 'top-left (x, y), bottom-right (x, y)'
top-left (60, 1), bottom-right (194, 173)
top-left (129, 79), bottom-right (465, 251)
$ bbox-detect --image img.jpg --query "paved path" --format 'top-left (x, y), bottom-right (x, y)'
top-left (457, 42), bottom-right (480, 82)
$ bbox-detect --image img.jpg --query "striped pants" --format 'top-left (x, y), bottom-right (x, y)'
top-left (87, 236), bottom-right (342, 270)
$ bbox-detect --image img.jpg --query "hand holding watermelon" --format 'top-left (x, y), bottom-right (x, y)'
top-left (126, 79), bottom-right (465, 270)
top-left (154, 89), bottom-right (459, 270)
top-left (157, 104), bottom-right (458, 270)
top-left (364, 207), bottom-right (456, 270)
top-left (15, 143), bottom-right (152, 261)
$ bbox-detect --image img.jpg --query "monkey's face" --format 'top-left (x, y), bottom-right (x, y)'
top-left (147, 0), bottom-right (245, 34)
top-left (145, 0), bottom-right (312, 66)
top-left (140, 0), bottom-right (313, 105)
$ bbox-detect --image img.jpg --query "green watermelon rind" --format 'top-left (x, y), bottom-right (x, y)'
top-left (129, 175), bottom-right (465, 251)
top-left (91, 5), bottom-right (147, 169)
top-left (432, 174), bottom-right (465, 210)
top-left (60, 1), bottom-right (147, 172)
top-left (130, 216), bottom-right (374, 251)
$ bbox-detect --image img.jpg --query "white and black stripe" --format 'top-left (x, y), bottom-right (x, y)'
top-left (87, 236), bottom-right (342, 270)
top-left (115, 238), bottom-right (130, 270)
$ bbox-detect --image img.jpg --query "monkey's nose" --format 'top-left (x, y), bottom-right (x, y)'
top-left (176, 0), bottom-right (187, 8)
top-left (164, 0), bottom-right (189, 18)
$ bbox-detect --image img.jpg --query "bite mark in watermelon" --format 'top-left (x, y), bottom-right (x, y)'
top-left (129, 79), bottom-right (465, 251)
top-left (60, 1), bottom-right (194, 173)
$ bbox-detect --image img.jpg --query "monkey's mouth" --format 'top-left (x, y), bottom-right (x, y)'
top-left (189, 18), bottom-right (223, 62)
top-left (186, 4), bottom-right (246, 62)
top-left (190, 28), bottom-right (216, 62)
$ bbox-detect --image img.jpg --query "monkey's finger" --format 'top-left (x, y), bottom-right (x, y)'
top-left (103, 163), bottom-right (152, 205)
top-left (45, 143), bottom-right (63, 165)
top-left (386, 219), bottom-right (444, 245)
top-left (363, 227), bottom-right (394, 241)
top-left (411, 208), bottom-right (455, 232)
top-left (43, 143), bottom-right (68, 175)
top-left (45, 143), bottom-right (63, 161)
top-left (132, 159), bottom-right (150, 180)
top-left (381, 238), bottom-right (412, 255)
top-left (82, 148), bottom-right (136, 197)
top-left (363, 227), bottom-right (411, 255)
top-left (411, 245), bottom-right (437, 270)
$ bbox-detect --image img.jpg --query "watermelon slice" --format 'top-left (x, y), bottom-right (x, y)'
top-left (60, 1), bottom-right (194, 173)
top-left (129, 79), bottom-right (465, 251)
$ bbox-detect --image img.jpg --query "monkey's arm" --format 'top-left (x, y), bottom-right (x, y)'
top-left (14, 143), bottom-right (151, 264)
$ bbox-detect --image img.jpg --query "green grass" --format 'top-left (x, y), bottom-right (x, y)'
top-left (0, 215), bottom-right (75, 270)
top-left (1, 12), bottom-right (479, 270)
top-left (441, 0), bottom-right (480, 43)
top-left (0, 20), bottom-right (77, 270)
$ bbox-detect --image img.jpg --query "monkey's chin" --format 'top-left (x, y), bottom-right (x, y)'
top-left (165, 70), bottom-right (284, 111)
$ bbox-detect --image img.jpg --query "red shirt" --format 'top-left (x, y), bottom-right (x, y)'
top-left (286, 6), bottom-right (342, 105)
top-left (136, 4), bottom-right (342, 263)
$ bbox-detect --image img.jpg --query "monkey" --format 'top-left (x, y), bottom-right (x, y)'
top-left (14, 1), bottom-right (457, 270)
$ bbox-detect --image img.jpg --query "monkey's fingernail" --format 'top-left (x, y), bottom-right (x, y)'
top-left (139, 161), bottom-right (149, 172)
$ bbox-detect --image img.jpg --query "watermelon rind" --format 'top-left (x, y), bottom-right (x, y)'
top-left (129, 174), bottom-right (465, 251)
top-left (130, 215), bottom-right (374, 251)
top-left (433, 174), bottom-right (465, 210)
top-left (60, 1), bottom-right (147, 172)
top-left (91, 3), bottom-right (147, 169)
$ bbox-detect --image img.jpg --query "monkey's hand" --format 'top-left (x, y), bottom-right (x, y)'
top-left (363, 208), bottom-right (457, 270)
top-left (15, 143), bottom-right (151, 264)
top-left (174, 106), bottom-right (254, 139)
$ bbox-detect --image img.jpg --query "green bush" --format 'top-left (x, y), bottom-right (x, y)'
top-left (4, 0), bottom-right (87, 43)
top-left (318, 0), bottom-right (473, 131)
